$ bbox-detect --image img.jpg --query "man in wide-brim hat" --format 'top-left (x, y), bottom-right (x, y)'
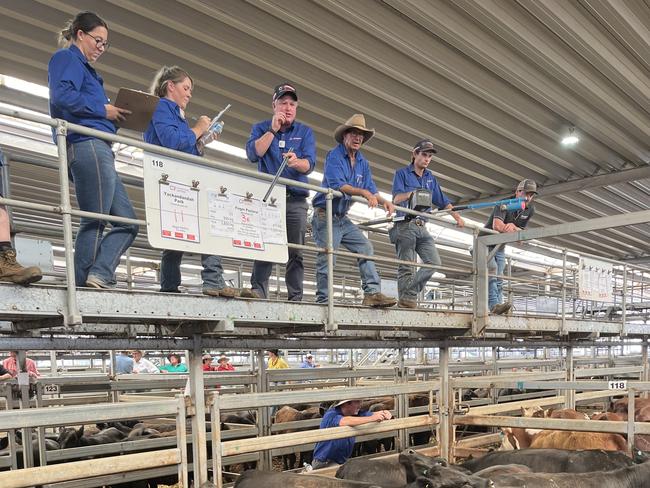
top-left (311, 114), bottom-right (397, 308)
top-left (311, 398), bottom-right (392, 469)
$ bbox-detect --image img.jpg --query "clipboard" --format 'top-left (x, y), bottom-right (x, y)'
top-left (114, 88), bottom-right (160, 132)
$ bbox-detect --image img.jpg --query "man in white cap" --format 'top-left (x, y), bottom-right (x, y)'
top-left (484, 179), bottom-right (537, 314)
top-left (312, 114), bottom-right (396, 308)
top-left (311, 399), bottom-right (392, 468)
top-left (391, 139), bottom-right (465, 308)
top-left (300, 353), bottom-right (317, 368)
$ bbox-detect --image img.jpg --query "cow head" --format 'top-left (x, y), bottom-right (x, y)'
top-left (521, 406), bottom-right (545, 417)
top-left (57, 425), bottom-right (84, 448)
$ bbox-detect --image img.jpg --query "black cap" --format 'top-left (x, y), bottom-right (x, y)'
top-left (272, 83), bottom-right (298, 102)
top-left (413, 139), bottom-right (438, 154)
top-left (517, 179), bottom-right (538, 194)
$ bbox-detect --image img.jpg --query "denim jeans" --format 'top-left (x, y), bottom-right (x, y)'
top-left (160, 251), bottom-right (227, 292)
top-left (68, 139), bottom-right (138, 286)
top-left (488, 246), bottom-right (506, 309)
top-left (251, 198), bottom-right (307, 300)
top-left (311, 211), bottom-right (381, 303)
top-left (389, 221), bottom-right (441, 300)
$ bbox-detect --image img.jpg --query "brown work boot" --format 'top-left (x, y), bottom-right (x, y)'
top-left (490, 302), bottom-right (512, 315)
top-left (239, 288), bottom-right (262, 299)
top-left (203, 286), bottom-right (239, 298)
top-left (398, 298), bottom-right (417, 309)
top-left (0, 249), bottom-right (42, 286)
top-left (362, 292), bottom-right (397, 308)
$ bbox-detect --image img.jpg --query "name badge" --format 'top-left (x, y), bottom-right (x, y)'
top-left (279, 140), bottom-right (286, 148)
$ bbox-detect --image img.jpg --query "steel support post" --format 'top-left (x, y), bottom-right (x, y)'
top-left (561, 250), bottom-right (567, 335)
top-left (35, 385), bottom-right (47, 466)
top-left (125, 249), bottom-right (133, 290)
top-left (349, 349), bottom-right (355, 387)
top-left (622, 264), bottom-right (628, 336)
top-left (210, 393), bottom-right (223, 488)
top-left (627, 389), bottom-right (636, 453)
top-left (564, 346), bottom-right (575, 409)
top-left (176, 394), bottom-right (189, 488)
top-left (16, 351), bottom-right (34, 469)
top-left (397, 348), bottom-right (408, 450)
top-left (643, 343), bottom-right (649, 399)
top-left (189, 335), bottom-right (208, 486)
top-left (325, 191), bottom-right (337, 332)
top-left (472, 237), bottom-right (489, 336)
top-left (55, 121), bottom-right (81, 325)
top-left (437, 347), bottom-right (451, 461)
top-left (257, 350), bottom-right (272, 470)
top-left (50, 351), bottom-right (57, 375)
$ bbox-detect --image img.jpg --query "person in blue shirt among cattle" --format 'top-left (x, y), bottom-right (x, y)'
top-left (144, 66), bottom-right (237, 298)
top-left (241, 83), bottom-right (316, 301)
top-left (312, 114), bottom-right (396, 308)
top-left (312, 399), bottom-right (392, 469)
top-left (390, 139), bottom-right (464, 309)
top-left (484, 179), bottom-right (537, 315)
top-left (48, 11), bottom-right (138, 289)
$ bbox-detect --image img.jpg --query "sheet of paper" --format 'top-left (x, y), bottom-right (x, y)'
top-left (261, 202), bottom-right (286, 245)
top-left (232, 197), bottom-right (265, 251)
top-left (159, 181), bottom-right (200, 243)
top-left (207, 190), bottom-right (234, 238)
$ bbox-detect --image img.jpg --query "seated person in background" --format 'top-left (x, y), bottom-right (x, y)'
top-left (3, 351), bottom-right (40, 378)
top-left (0, 363), bottom-right (11, 380)
top-left (115, 351), bottom-right (133, 375)
top-left (216, 355), bottom-right (235, 371)
top-left (312, 399), bottom-right (392, 469)
top-left (202, 353), bottom-right (216, 372)
top-left (300, 353), bottom-right (318, 368)
top-left (267, 349), bottom-right (289, 369)
top-left (132, 350), bottom-right (160, 374)
top-left (160, 353), bottom-right (188, 373)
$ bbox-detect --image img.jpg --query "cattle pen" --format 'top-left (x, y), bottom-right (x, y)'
top-left (0, 3), bottom-right (650, 486)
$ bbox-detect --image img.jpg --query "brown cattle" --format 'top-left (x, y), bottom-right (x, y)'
top-left (521, 406), bottom-right (589, 420)
top-left (529, 430), bottom-right (627, 451)
top-left (592, 412), bottom-right (626, 421)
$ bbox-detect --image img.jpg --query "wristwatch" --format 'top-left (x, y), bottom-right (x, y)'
top-left (268, 128), bottom-right (277, 136)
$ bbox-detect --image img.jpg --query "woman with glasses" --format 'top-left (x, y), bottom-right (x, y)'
top-left (48, 11), bottom-right (138, 289)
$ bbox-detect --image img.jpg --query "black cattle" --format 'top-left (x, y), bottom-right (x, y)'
top-left (57, 425), bottom-right (127, 448)
top-left (460, 448), bottom-right (634, 474)
top-left (398, 450), bottom-right (490, 488)
top-left (493, 459), bottom-right (650, 487)
top-left (336, 457), bottom-right (412, 488)
top-left (474, 464), bottom-right (531, 478)
top-left (234, 470), bottom-right (381, 488)
top-left (0, 432), bottom-right (60, 469)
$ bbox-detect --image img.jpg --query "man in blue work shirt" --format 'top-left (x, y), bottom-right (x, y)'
top-left (484, 179), bottom-right (537, 315)
top-left (390, 139), bottom-right (464, 308)
top-left (312, 399), bottom-right (392, 469)
top-left (243, 83), bottom-right (316, 301)
top-left (312, 114), bottom-right (396, 308)
top-left (114, 351), bottom-right (133, 375)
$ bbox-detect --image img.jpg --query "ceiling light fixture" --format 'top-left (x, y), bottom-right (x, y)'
top-left (561, 126), bottom-right (579, 146)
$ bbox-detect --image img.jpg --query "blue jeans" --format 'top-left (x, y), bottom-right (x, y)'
top-left (68, 139), bottom-right (138, 286)
top-left (389, 221), bottom-right (441, 300)
top-left (160, 251), bottom-right (227, 292)
top-left (311, 211), bottom-right (381, 303)
top-left (488, 246), bottom-right (506, 309)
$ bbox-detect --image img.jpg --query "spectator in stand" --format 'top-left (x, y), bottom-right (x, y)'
top-left (0, 363), bottom-right (11, 381)
top-left (202, 353), bottom-right (216, 372)
top-left (2, 351), bottom-right (40, 378)
top-left (160, 353), bottom-right (188, 373)
top-left (267, 349), bottom-right (289, 369)
top-left (115, 351), bottom-right (133, 375)
top-left (216, 355), bottom-right (235, 371)
top-left (300, 353), bottom-right (318, 368)
top-left (132, 350), bottom-right (160, 374)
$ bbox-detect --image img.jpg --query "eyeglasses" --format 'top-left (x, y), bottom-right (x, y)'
top-left (347, 130), bottom-right (365, 139)
top-left (85, 32), bottom-right (110, 50)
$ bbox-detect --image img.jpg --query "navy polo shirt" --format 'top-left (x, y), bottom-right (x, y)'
top-left (392, 163), bottom-right (451, 219)
top-left (485, 194), bottom-right (535, 231)
top-left (312, 144), bottom-right (378, 216)
top-left (245, 120), bottom-right (316, 197)
top-left (144, 98), bottom-right (199, 155)
top-left (313, 407), bottom-right (373, 464)
top-left (48, 44), bottom-right (114, 144)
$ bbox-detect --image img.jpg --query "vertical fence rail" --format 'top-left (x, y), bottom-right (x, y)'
top-left (325, 190), bottom-right (336, 332)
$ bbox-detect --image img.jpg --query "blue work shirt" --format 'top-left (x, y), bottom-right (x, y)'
top-left (300, 360), bottom-right (316, 369)
top-left (313, 407), bottom-right (373, 464)
top-left (48, 44), bottom-right (114, 145)
top-left (245, 120), bottom-right (316, 197)
top-left (115, 354), bottom-right (134, 374)
top-left (144, 98), bottom-right (199, 155)
top-left (312, 144), bottom-right (378, 216)
top-left (392, 163), bottom-right (451, 219)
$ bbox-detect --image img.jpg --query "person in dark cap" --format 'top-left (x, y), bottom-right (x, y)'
top-left (390, 139), bottom-right (464, 308)
top-left (242, 82), bottom-right (316, 302)
top-left (484, 179), bottom-right (537, 314)
top-left (312, 114), bottom-right (396, 308)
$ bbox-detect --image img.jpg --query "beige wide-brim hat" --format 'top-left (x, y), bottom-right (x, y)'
top-left (217, 355), bottom-right (229, 363)
top-left (334, 113), bottom-right (375, 145)
top-left (334, 399), bottom-right (360, 408)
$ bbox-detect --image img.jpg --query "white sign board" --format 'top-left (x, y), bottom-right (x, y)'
top-left (143, 152), bottom-right (288, 263)
top-left (608, 380), bottom-right (626, 390)
top-left (578, 257), bottom-right (613, 302)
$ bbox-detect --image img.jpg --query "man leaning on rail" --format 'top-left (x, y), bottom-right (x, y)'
top-left (242, 82), bottom-right (316, 301)
top-left (484, 179), bottom-right (537, 315)
top-left (390, 139), bottom-right (464, 309)
top-left (312, 114), bottom-right (396, 308)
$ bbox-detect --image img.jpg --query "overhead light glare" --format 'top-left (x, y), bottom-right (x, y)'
top-left (561, 126), bottom-right (579, 146)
